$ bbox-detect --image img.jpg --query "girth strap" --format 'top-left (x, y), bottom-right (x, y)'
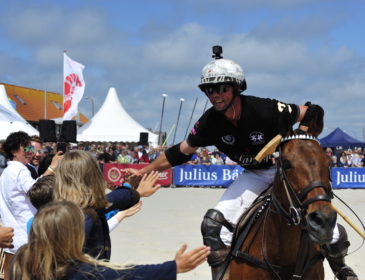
top-left (232, 250), bottom-right (280, 271)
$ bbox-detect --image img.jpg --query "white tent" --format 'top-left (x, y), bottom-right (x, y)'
top-left (77, 88), bottom-right (158, 145)
top-left (0, 84), bottom-right (39, 140)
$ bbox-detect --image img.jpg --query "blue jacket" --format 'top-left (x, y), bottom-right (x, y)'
top-left (64, 260), bottom-right (177, 280)
top-left (83, 186), bottom-right (140, 260)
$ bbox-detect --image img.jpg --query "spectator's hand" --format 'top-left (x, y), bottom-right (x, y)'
top-left (0, 225), bottom-right (14, 249)
top-left (125, 174), bottom-right (142, 189)
top-left (175, 244), bottom-right (211, 273)
top-left (49, 151), bottom-right (63, 170)
top-left (114, 201), bottom-right (142, 222)
top-left (136, 171), bottom-right (161, 197)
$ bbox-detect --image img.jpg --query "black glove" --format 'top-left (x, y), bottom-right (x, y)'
top-left (300, 102), bottom-right (324, 136)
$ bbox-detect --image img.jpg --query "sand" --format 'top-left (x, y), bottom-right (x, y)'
top-left (110, 187), bottom-right (365, 279)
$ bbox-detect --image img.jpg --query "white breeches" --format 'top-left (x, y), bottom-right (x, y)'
top-left (214, 167), bottom-right (340, 246)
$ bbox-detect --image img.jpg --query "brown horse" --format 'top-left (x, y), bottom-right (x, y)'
top-left (226, 130), bottom-right (336, 280)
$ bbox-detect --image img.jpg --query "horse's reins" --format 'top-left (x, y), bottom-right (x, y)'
top-left (272, 134), bottom-right (333, 226)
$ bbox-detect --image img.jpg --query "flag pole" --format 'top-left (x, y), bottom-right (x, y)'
top-left (184, 97), bottom-right (198, 139)
top-left (203, 99), bottom-right (208, 113)
top-left (44, 88), bottom-right (47, 119)
top-left (63, 50), bottom-right (66, 121)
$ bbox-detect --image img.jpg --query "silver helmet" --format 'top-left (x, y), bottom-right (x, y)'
top-left (199, 46), bottom-right (247, 93)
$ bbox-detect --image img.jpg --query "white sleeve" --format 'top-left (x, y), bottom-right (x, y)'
top-left (18, 167), bottom-right (36, 193)
top-left (107, 216), bottom-right (120, 232)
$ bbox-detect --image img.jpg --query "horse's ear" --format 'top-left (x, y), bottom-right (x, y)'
top-left (305, 105), bottom-right (324, 137)
top-left (278, 106), bottom-right (294, 136)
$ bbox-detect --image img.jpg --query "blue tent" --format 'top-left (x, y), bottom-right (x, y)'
top-left (320, 128), bottom-right (365, 147)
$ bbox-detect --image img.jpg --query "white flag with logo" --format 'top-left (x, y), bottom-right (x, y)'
top-left (63, 52), bottom-right (85, 120)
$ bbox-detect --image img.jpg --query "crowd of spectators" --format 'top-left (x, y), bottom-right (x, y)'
top-left (2, 139), bottom-right (365, 173)
top-left (0, 131), bottom-right (209, 280)
top-left (1, 141), bottom-right (237, 171)
top-left (83, 144), bottom-right (236, 166)
top-left (326, 147), bottom-right (365, 168)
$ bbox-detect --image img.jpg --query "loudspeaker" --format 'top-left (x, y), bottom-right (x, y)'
top-left (60, 120), bottom-right (77, 142)
top-left (38, 120), bottom-right (57, 142)
top-left (139, 132), bottom-right (149, 146)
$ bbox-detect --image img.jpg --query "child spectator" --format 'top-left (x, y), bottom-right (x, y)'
top-left (53, 150), bottom-right (160, 260)
top-left (9, 201), bottom-right (210, 280)
top-left (26, 175), bottom-right (143, 234)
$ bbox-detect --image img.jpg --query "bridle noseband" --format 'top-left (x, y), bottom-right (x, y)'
top-left (271, 134), bottom-right (333, 226)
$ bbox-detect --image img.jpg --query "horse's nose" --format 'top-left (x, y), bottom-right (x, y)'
top-left (306, 208), bottom-right (337, 242)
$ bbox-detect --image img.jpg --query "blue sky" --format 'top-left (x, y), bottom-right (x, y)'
top-left (1, 0), bottom-right (364, 143)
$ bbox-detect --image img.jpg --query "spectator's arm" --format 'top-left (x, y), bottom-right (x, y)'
top-left (0, 225), bottom-right (14, 248)
top-left (106, 187), bottom-right (140, 211)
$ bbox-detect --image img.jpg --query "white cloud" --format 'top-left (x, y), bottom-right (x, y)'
top-left (0, 1), bottom-right (364, 142)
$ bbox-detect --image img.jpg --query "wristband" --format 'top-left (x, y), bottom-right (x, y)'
top-left (47, 166), bottom-right (56, 174)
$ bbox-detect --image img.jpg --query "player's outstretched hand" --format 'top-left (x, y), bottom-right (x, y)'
top-left (125, 168), bottom-right (144, 177)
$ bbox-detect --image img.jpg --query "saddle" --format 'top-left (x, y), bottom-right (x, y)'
top-left (214, 188), bottom-right (273, 280)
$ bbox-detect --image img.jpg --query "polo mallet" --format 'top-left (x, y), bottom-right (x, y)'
top-left (332, 204), bottom-right (365, 240)
top-left (254, 134), bottom-right (282, 163)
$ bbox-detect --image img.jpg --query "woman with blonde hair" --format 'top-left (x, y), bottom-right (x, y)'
top-left (10, 201), bottom-right (210, 280)
top-left (53, 150), bottom-right (161, 260)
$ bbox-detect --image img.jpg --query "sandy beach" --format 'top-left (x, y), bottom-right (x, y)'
top-left (110, 187), bottom-right (365, 280)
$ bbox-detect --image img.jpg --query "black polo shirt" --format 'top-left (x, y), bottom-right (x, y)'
top-left (187, 95), bottom-right (299, 169)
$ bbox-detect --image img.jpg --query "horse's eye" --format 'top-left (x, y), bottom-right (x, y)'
top-left (282, 160), bottom-right (292, 170)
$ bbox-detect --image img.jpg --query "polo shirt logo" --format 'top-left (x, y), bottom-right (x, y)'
top-left (222, 135), bottom-right (235, 145)
top-left (249, 131), bottom-right (265, 145)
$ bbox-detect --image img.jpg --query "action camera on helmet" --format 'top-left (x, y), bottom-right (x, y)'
top-left (212, 45), bottom-right (223, 59)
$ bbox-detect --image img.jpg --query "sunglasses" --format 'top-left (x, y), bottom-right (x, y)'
top-left (203, 84), bottom-right (232, 96)
top-left (24, 146), bottom-right (35, 153)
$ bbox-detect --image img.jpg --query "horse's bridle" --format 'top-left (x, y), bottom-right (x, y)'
top-left (271, 134), bottom-right (334, 226)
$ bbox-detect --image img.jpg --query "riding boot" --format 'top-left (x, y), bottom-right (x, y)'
top-left (201, 209), bottom-right (234, 280)
top-left (324, 224), bottom-right (358, 280)
top-left (210, 246), bottom-right (231, 280)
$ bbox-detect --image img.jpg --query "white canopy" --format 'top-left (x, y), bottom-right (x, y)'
top-left (77, 88), bottom-right (158, 145)
top-left (0, 84), bottom-right (39, 140)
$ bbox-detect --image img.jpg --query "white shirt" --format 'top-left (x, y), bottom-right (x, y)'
top-left (0, 161), bottom-right (36, 254)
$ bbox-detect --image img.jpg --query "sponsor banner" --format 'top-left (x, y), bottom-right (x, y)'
top-left (104, 163), bottom-right (172, 186)
top-left (331, 168), bottom-right (365, 189)
top-left (173, 165), bottom-right (244, 187)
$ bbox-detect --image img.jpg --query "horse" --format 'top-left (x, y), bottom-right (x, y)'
top-left (225, 128), bottom-right (336, 280)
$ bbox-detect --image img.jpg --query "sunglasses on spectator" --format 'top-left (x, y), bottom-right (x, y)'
top-left (24, 146), bottom-right (35, 153)
top-left (203, 84), bottom-right (232, 96)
